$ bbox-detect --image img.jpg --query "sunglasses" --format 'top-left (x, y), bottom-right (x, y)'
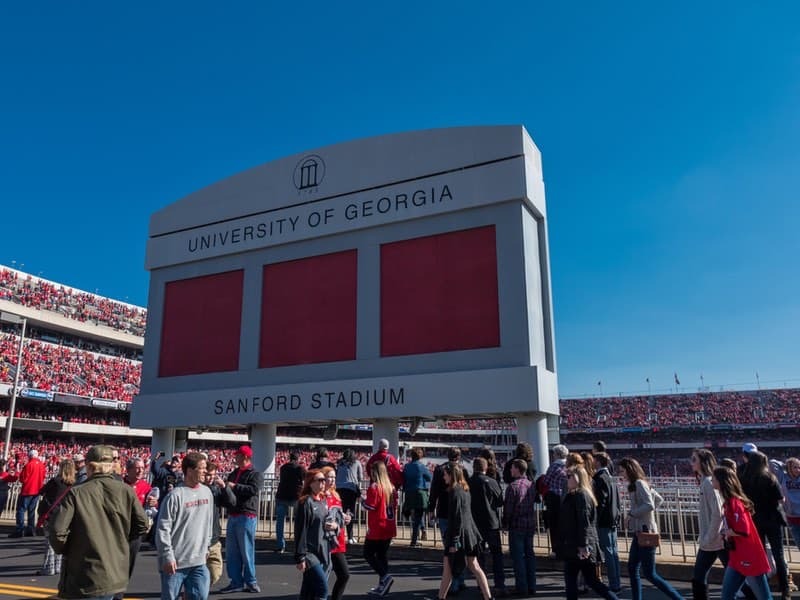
top-left (313, 477), bottom-right (325, 482)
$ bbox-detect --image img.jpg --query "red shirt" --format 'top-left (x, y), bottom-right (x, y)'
top-left (724, 497), bottom-right (770, 576)
top-left (19, 458), bottom-right (45, 496)
top-left (325, 492), bottom-right (346, 554)
top-left (363, 483), bottom-right (397, 541)
top-left (366, 450), bottom-right (404, 488)
top-left (125, 477), bottom-right (152, 506)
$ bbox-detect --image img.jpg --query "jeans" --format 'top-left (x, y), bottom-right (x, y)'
top-left (160, 564), bottom-right (210, 600)
top-left (627, 536), bottom-right (682, 600)
top-left (509, 529), bottom-right (536, 594)
top-left (597, 527), bottom-right (621, 590)
top-left (477, 529), bottom-right (505, 590)
top-left (438, 518), bottom-right (465, 590)
top-left (300, 561), bottom-right (328, 600)
top-left (721, 567), bottom-right (771, 600)
top-left (275, 500), bottom-right (295, 550)
top-left (226, 515), bottom-right (257, 586)
top-left (565, 558), bottom-right (620, 600)
top-left (692, 548), bottom-right (727, 600)
top-left (16, 495), bottom-right (39, 533)
top-left (757, 522), bottom-right (790, 593)
top-left (410, 509), bottom-right (426, 544)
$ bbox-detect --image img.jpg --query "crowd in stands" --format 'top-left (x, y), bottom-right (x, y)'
top-left (0, 332), bottom-right (140, 402)
top-left (0, 322), bottom-right (142, 361)
top-left (0, 404), bottom-right (128, 427)
top-left (0, 267), bottom-right (146, 337)
top-left (560, 389), bottom-right (800, 430)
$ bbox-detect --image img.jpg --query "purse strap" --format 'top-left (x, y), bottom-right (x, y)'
top-left (40, 486), bottom-right (71, 523)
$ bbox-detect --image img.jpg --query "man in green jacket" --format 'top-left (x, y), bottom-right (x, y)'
top-left (49, 445), bottom-right (149, 600)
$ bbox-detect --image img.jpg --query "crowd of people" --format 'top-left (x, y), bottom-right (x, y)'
top-left (560, 389), bottom-right (800, 430)
top-left (0, 331), bottom-right (141, 402)
top-left (2, 437), bottom-right (800, 599)
top-left (0, 267), bottom-right (147, 337)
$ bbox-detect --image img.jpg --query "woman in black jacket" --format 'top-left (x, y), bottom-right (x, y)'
top-left (294, 469), bottom-right (333, 600)
top-left (740, 451), bottom-right (791, 600)
top-left (437, 463), bottom-right (493, 600)
top-left (558, 466), bottom-right (620, 600)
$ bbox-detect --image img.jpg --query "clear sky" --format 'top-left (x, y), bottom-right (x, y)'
top-left (2, 3), bottom-right (798, 398)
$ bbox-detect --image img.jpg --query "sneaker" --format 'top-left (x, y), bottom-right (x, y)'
top-left (274, 547), bottom-right (285, 554)
top-left (218, 583), bottom-right (245, 594)
top-left (379, 575), bottom-right (394, 596)
top-left (348, 537), bottom-right (358, 545)
top-left (245, 583), bottom-right (261, 593)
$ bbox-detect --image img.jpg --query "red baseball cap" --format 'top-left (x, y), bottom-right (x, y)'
top-left (236, 445), bottom-right (253, 458)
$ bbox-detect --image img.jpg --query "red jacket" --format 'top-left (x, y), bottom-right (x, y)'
top-left (366, 450), bottom-right (404, 488)
top-left (363, 483), bottom-right (397, 540)
top-left (20, 458), bottom-right (46, 496)
top-left (724, 497), bottom-right (770, 576)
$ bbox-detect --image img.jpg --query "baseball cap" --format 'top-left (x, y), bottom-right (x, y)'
top-left (741, 443), bottom-right (758, 454)
top-left (86, 445), bottom-right (115, 463)
top-left (73, 453), bottom-right (85, 462)
top-left (236, 445), bottom-right (253, 458)
top-left (378, 438), bottom-right (389, 450)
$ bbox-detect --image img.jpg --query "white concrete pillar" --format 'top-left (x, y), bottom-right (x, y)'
top-left (516, 414), bottom-right (550, 475)
top-left (372, 418), bottom-right (399, 459)
top-left (151, 428), bottom-right (176, 465)
top-left (251, 423), bottom-right (277, 476)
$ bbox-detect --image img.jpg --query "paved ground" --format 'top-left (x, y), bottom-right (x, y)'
top-left (0, 533), bottom-right (730, 600)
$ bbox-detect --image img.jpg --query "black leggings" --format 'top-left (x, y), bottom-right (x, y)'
top-left (339, 489), bottom-right (359, 539)
top-left (330, 552), bottom-right (350, 600)
top-left (364, 538), bottom-right (391, 578)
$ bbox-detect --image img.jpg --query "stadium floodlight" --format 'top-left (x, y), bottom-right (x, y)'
top-left (0, 311), bottom-right (27, 461)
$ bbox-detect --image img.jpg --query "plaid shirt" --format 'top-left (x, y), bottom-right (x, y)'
top-left (503, 477), bottom-right (537, 533)
top-left (542, 459), bottom-right (567, 497)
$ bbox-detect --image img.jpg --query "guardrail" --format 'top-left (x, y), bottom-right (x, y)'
top-left (2, 477), bottom-right (798, 566)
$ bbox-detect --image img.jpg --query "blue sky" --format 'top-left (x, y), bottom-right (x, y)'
top-left (1, 3), bottom-right (798, 397)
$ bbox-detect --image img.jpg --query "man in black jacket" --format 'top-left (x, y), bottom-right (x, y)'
top-left (274, 450), bottom-right (306, 554)
top-left (428, 448), bottom-right (466, 594)
top-left (592, 452), bottom-right (622, 592)
top-left (470, 457), bottom-right (506, 597)
top-left (218, 446), bottom-right (263, 594)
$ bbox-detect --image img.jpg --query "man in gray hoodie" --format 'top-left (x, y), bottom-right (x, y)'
top-left (156, 452), bottom-right (213, 600)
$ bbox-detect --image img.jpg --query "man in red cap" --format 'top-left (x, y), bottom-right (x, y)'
top-left (217, 446), bottom-right (263, 594)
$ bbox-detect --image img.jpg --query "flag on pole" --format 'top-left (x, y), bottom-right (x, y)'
top-left (674, 372), bottom-right (680, 386)
top-left (646, 377), bottom-right (650, 383)
top-left (597, 380), bottom-right (602, 387)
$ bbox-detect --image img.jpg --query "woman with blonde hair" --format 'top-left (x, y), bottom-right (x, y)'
top-left (437, 463), bottom-right (493, 600)
top-left (618, 457), bottom-right (682, 600)
top-left (362, 460), bottom-right (398, 596)
top-left (320, 466), bottom-right (350, 600)
top-left (37, 459), bottom-right (75, 576)
top-left (559, 466), bottom-right (619, 600)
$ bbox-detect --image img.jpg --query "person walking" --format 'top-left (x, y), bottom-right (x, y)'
top-left (362, 460), bottom-right (398, 596)
top-left (429, 448), bottom-right (466, 594)
top-left (559, 466), bottom-right (620, 600)
top-left (294, 469), bottom-right (332, 600)
top-left (771, 456), bottom-right (800, 551)
top-left (740, 450), bottom-right (791, 600)
top-left (366, 439), bottom-right (404, 488)
top-left (437, 463), bottom-right (493, 600)
top-left (503, 459), bottom-right (537, 597)
top-left (203, 462), bottom-right (225, 588)
top-left (402, 447), bottom-right (431, 547)
top-left (618, 457), bottom-right (683, 600)
top-left (275, 450), bottom-right (307, 554)
top-left (218, 445), bottom-right (262, 594)
top-left (541, 444), bottom-right (568, 557)
top-left (469, 457), bottom-right (506, 597)
top-left (49, 445), bottom-right (149, 600)
top-left (321, 466), bottom-right (350, 600)
top-left (713, 466), bottom-right (773, 600)
top-left (155, 452), bottom-right (214, 600)
top-left (13, 449), bottom-right (46, 537)
top-left (689, 449), bottom-right (727, 600)
top-left (335, 448), bottom-right (362, 544)
top-left (37, 459), bottom-right (75, 576)
top-left (592, 452), bottom-right (622, 593)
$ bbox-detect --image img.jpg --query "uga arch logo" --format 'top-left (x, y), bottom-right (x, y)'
top-left (293, 154), bottom-right (326, 190)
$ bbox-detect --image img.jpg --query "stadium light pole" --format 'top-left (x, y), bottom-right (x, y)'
top-left (1, 311), bottom-right (27, 461)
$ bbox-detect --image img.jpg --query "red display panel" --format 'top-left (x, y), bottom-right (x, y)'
top-left (158, 270), bottom-right (244, 377)
top-left (381, 225), bottom-right (500, 356)
top-left (260, 250), bottom-right (357, 367)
